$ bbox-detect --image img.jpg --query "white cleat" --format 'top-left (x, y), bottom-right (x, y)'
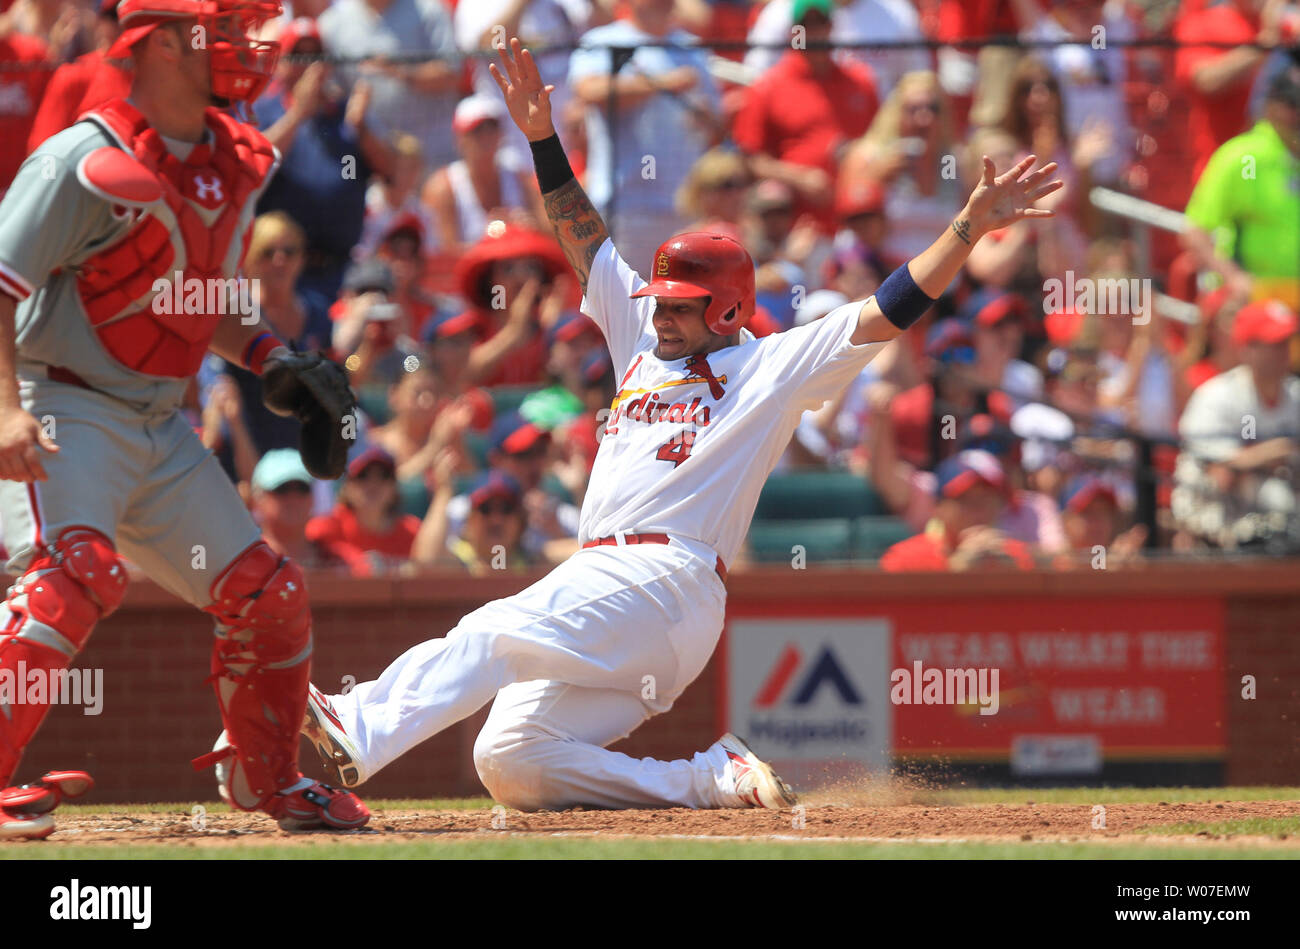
top-left (718, 733), bottom-right (798, 809)
top-left (301, 684), bottom-right (368, 789)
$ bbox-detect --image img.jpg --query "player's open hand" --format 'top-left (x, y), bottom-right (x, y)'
top-left (0, 405), bottom-right (59, 482)
top-left (963, 155), bottom-right (1063, 239)
top-left (489, 37), bottom-right (556, 143)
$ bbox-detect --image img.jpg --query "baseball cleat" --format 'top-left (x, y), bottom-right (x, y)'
top-left (262, 777), bottom-right (371, 831)
top-left (0, 771), bottom-right (92, 840)
top-left (718, 733), bottom-right (798, 809)
top-left (301, 683), bottom-right (368, 788)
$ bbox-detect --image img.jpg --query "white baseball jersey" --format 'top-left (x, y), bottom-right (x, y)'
top-left (578, 238), bottom-right (890, 567)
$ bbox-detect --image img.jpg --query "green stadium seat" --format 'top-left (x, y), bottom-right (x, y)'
top-left (463, 431), bottom-right (490, 469)
top-left (850, 516), bottom-right (914, 561)
top-left (397, 476), bottom-right (431, 517)
top-left (754, 470), bottom-right (886, 521)
top-left (746, 518), bottom-right (854, 564)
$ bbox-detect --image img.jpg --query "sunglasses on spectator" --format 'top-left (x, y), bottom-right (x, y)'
top-left (476, 500), bottom-right (519, 516)
top-left (271, 481), bottom-right (312, 496)
top-left (904, 101), bottom-right (940, 115)
top-left (711, 178), bottom-right (749, 191)
top-left (259, 244), bottom-right (304, 261)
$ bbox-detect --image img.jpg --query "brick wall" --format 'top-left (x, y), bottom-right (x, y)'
top-left (16, 562), bottom-right (1300, 802)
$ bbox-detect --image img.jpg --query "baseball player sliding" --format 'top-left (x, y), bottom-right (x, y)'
top-left (0, 0), bottom-right (368, 839)
top-left (300, 39), bottom-right (1063, 811)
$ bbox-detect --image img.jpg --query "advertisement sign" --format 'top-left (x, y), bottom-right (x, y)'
top-left (726, 618), bottom-right (891, 787)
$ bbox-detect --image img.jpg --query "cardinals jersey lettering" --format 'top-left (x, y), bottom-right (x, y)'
top-left (578, 238), bottom-right (889, 567)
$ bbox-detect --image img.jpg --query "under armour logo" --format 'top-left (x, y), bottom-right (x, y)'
top-left (194, 174), bottom-right (224, 203)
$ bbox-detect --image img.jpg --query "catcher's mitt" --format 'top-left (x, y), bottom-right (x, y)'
top-left (261, 351), bottom-right (357, 480)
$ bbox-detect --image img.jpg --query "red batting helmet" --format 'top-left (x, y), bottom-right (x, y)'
top-left (108, 0), bottom-right (282, 102)
top-left (630, 232), bottom-right (756, 335)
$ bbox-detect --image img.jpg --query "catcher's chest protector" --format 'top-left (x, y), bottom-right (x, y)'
top-left (73, 98), bottom-right (279, 378)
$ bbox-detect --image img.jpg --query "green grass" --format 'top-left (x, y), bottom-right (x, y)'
top-left (1138, 816), bottom-right (1300, 839)
top-left (5, 837), bottom-right (1295, 860)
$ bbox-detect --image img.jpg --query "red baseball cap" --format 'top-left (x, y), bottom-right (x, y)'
top-left (278, 16), bottom-right (321, 54)
top-left (347, 446), bottom-right (396, 479)
top-left (1231, 300), bottom-right (1298, 346)
top-left (836, 181), bottom-right (885, 220)
top-left (934, 449), bottom-right (1006, 500)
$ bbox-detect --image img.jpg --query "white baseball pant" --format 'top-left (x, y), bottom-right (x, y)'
top-left (325, 537), bottom-right (740, 809)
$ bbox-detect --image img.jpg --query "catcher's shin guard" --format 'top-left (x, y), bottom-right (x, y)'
top-left (0, 529), bottom-right (127, 787)
top-left (196, 541), bottom-right (313, 810)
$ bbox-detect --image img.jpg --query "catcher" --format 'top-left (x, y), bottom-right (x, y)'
top-left (0, 0), bottom-right (366, 839)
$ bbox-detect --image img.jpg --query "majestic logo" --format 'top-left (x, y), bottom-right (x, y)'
top-left (655, 252), bottom-right (671, 276)
top-left (192, 173), bottom-right (225, 206)
top-left (754, 645), bottom-right (862, 708)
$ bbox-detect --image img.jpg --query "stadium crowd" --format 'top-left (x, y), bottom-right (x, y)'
top-left (3, 0), bottom-right (1298, 572)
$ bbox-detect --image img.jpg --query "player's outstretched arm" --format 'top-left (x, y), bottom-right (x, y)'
top-left (850, 155), bottom-right (1063, 346)
top-left (490, 37), bottom-right (610, 295)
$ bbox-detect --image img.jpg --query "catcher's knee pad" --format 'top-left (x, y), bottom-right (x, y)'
top-left (199, 542), bottom-right (313, 810)
top-left (0, 528), bottom-right (126, 785)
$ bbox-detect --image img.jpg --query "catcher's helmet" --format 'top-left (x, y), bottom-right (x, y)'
top-left (108, 0), bottom-right (282, 102)
top-left (631, 232), bottom-right (756, 335)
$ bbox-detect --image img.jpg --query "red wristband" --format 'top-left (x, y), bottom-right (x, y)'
top-left (243, 332), bottom-right (282, 374)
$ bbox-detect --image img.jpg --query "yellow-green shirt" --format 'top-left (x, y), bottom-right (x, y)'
top-left (1185, 120), bottom-right (1300, 305)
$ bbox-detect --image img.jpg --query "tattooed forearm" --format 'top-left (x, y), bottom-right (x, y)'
top-left (951, 217), bottom-right (973, 246)
top-left (543, 178), bottom-right (610, 293)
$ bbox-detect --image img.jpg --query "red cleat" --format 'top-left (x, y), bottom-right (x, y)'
top-left (261, 778), bottom-right (371, 831)
top-left (0, 770), bottom-right (94, 840)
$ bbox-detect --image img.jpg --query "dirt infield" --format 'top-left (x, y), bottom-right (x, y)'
top-left (18, 797), bottom-right (1300, 851)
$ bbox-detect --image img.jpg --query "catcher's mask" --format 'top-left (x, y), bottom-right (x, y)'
top-left (108, 0), bottom-right (282, 102)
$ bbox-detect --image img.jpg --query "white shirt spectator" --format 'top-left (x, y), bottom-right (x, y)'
top-left (1178, 365), bottom-right (1300, 463)
top-left (745, 0), bottom-right (928, 99)
top-left (456, 0), bottom-right (589, 166)
top-left (445, 153), bottom-right (528, 244)
top-left (319, 0), bottom-right (462, 169)
top-left (568, 21), bottom-right (721, 273)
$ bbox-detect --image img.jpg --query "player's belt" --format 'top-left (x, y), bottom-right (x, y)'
top-left (581, 532), bottom-right (727, 583)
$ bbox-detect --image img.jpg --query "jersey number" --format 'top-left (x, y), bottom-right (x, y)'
top-left (655, 431), bottom-right (696, 468)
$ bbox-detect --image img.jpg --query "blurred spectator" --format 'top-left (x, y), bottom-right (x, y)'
top-left (932, 0), bottom-right (1027, 130)
top-left (1172, 300), bottom-right (1300, 549)
top-left (1010, 0), bottom-right (1132, 183)
top-left (998, 54), bottom-right (1112, 238)
top-left (306, 447), bottom-right (425, 575)
top-left (415, 467), bottom-right (533, 573)
top-left (357, 132), bottom-right (438, 257)
top-left (443, 412), bottom-right (580, 563)
top-left (7, 0), bottom-right (80, 63)
top-left (840, 71), bottom-right (965, 265)
top-left (1057, 475), bottom-right (1146, 564)
top-left (552, 347), bottom-right (617, 503)
top-left (451, 225), bottom-right (572, 386)
top-left (1174, 0), bottom-right (1289, 179)
top-left (1181, 63), bottom-right (1300, 312)
top-left (1180, 287), bottom-right (1244, 393)
top-left (374, 213), bottom-right (438, 337)
top-left (332, 257), bottom-right (422, 386)
top-left (368, 360), bottom-right (491, 481)
top-left (422, 94), bottom-right (546, 254)
top-left (568, 0), bottom-right (723, 277)
top-left (454, 0), bottom-right (588, 166)
top-left (318, 0), bottom-right (463, 169)
top-left (249, 449), bottom-right (335, 566)
top-left (26, 0), bottom-right (129, 153)
top-left (419, 311), bottom-right (497, 423)
top-left (745, 0), bottom-right (929, 100)
top-left (962, 126), bottom-right (1074, 293)
top-left (217, 212), bottom-right (334, 469)
top-left (879, 449), bottom-right (1035, 570)
top-left (961, 412), bottom-right (1066, 552)
top-left (525, 308), bottom-right (606, 426)
top-left (1010, 400), bottom-right (1076, 503)
top-left (1094, 303), bottom-right (1179, 440)
top-left (963, 290), bottom-right (1043, 411)
top-left (0, 13), bottom-right (50, 193)
top-left (674, 147), bottom-right (751, 237)
top-left (256, 19), bottom-right (394, 301)
top-left (732, 0), bottom-right (879, 231)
